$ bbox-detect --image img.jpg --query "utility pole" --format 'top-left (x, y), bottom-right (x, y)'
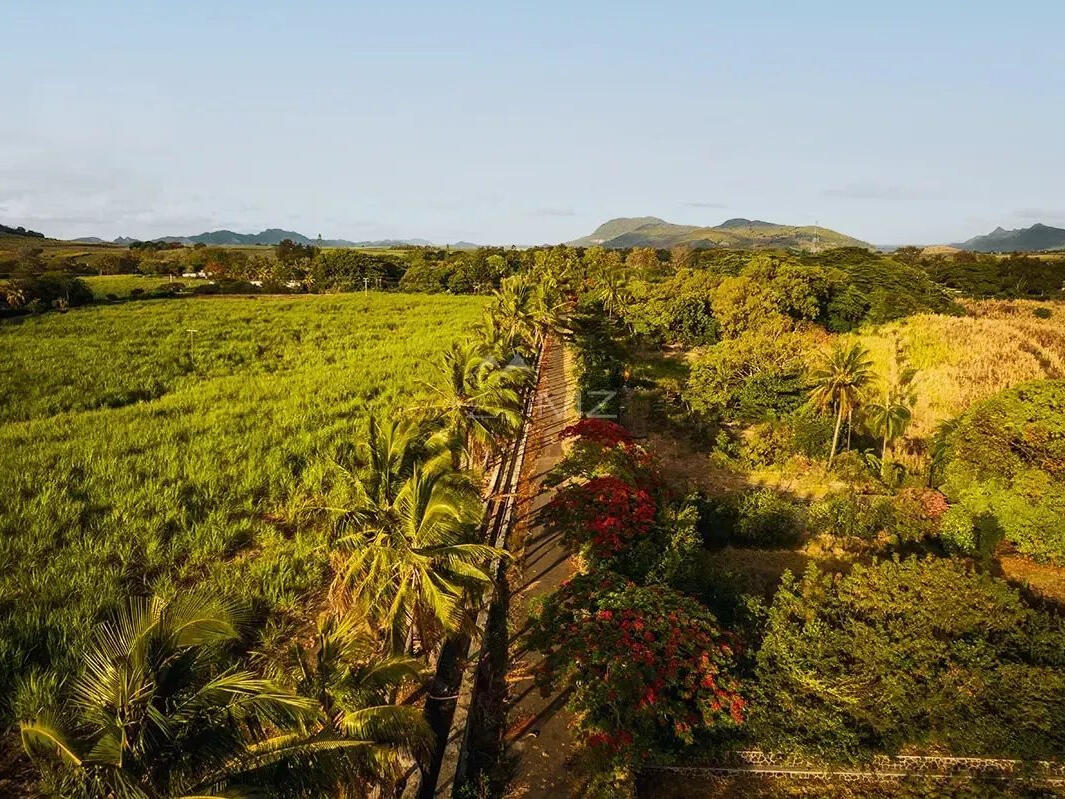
top-left (363, 277), bottom-right (369, 293)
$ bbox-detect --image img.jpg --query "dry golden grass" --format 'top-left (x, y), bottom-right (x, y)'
top-left (859, 299), bottom-right (1065, 441)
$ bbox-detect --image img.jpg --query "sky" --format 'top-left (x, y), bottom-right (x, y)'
top-left (3, 1), bottom-right (1064, 246)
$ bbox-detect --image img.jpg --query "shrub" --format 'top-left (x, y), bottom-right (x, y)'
top-left (548, 419), bottom-right (655, 488)
top-left (808, 490), bottom-right (893, 540)
top-left (939, 505), bottom-right (978, 554)
top-left (886, 488), bottom-right (948, 544)
top-left (789, 410), bottom-right (836, 460)
top-left (735, 490), bottom-right (807, 548)
top-left (529, 572), bottom-right (745, 762)
top-left (942, 380), bottom-right (1065, 562)
top-left (752, 558), bottom-right (1065, 760)
top-left (1034, 306), bottom-right (1053, 319)
top-left (697, 490), bottom-right (806, 549)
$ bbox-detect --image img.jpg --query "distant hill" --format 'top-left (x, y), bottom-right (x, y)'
top-left (568, 216), bottom-right (870, 251)
top-left (957, 223), bottom-right (1065, 253)
top-left (0, 223), bottom-right (45, 239)
top-left (69, 230), bottom-right (434, 248)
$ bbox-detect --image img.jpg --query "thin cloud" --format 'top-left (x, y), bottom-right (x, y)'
top-left (823, 182), bottom-right (917, 201)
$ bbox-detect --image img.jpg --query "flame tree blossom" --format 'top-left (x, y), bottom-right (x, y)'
top-left (544, 475), bottom-right (657, 558)
top-left (528, 572), bottom-right (745, 762)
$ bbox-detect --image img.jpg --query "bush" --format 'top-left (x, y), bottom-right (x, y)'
top-left (1034, 306), bottom-right (1053, 319)
top-left (808, 490), bottom-right (894, 540)
top-left (546, 419), bottom-right (655, 488)
top-left (697, 490), bottom-right (806, 549)
top-left (1, 272), bottom-right (93, 311)
top-left (735, 490), bottom-right (807, 547)
top-left (941, 380), bottom-right (1065, 562)
top-left (529, 572), bottom-right (745, 762)
top-left (752, 557), bottom-right (1065, 760)
top-left (939, 505), bottom-right (978, 554)
top-left (885, 488), bottom-right (948, 544)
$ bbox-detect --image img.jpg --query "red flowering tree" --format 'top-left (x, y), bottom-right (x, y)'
top-left (529, 572), bottom-right (745, 761)
top-left (547, 418), bottom-right (657, 489)
top-left (561, 418), bottom-right (634, 448)
top-left (544, 475), bottom-right (657, 558)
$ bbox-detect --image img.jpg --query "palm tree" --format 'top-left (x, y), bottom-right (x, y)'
top-left (866, 368), bottom-right (917, 478)
top-left (350, 415), bottom-right (435, 508)
top-left (596, 268), bottom-right (632, 322)
top-left (258, 612), bottom-right (433, 791)
top-left (488, 274), bottom-right (537, 357)
top-left (808, 341), bottom-right (874, 469)
top-left (529, 270), bottom-right (571, 346)
top-left (422, 339), bottom-right (528, 470)
top-left (18, 594), bottom-right (420, 799)
top-left (334, 462), bottom-right (498, 655)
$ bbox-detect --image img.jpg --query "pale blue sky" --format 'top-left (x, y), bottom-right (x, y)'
top-left (3, 1), bottom-right (1063, 245)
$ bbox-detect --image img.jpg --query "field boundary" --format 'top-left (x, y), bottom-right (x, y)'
top-left (641, 750), bottom-right (1065, 784)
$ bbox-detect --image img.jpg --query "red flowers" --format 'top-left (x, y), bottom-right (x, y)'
top-left (528, 574), bottom-right (746, 760)
top-left (545, 475), bottom-right (657, 557)
top-left (561, 418), bottom-right (635, 448)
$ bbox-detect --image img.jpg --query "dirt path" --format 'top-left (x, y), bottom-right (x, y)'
top-left (502, 336), bottom-right (583, 798)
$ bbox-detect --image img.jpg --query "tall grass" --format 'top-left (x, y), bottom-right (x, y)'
top-left (859, 300), bottom-right (1065, 441)
top-left (0, 292), bottom-right (486, 702)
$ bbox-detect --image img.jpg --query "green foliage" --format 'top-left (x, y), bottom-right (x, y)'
top-left (18, 595), bottom-right (428, 798)
top-left (921, 252), bottom-right (1065, 299)
top-left (808, 489), bottom-right (895, 539)
top-left (685, 322), bottom-right (812, 423)
top-left (752, 558), bottom-right (1065, 760)
top-left (696, 490), bottom-right (807, 549)
top-left (310, 248), bottom-right (406, 290)
top-left (941, 380), bottom-right (1065, 562)
top-left (1, 271), bottom-right (93, 311)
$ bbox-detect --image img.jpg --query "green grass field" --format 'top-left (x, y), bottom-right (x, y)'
top-left (0, 292), bottom-right (487, 700)
top-left (80, 273), bottom-right (182, 299)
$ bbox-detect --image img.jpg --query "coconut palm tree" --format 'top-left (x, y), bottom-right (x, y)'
top-left (866, 368), bottom-right (917, 478)
top-left (489, 274), bottom-right (538, 356)
top-left (596, 268), bottom-right (632, 322)
top-left (334, 462), bottom-right (498, 655)
top-left (529, 270), bottom-right (571, 346)
top-left (808, 341), bottom-right (874, 469)
top-left (422, 339), bottom-right (528, 470)
top-left (257, 612), bottom-right (433, 792)
top-left (17, 594), bottom-right (422, 799)
top-left (347, 414), bottom-right (439, 509)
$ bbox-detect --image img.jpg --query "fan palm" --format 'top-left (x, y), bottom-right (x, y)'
top-left (808, 341), bottom-right (874, 469)
top-left (334, 463), bottom-right (498, 655)
top-left (17, 594), bottom-right (419, 799)
top-left (422, 339), bottom-right (528, 470)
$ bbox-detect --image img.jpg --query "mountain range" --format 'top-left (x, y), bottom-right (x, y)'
top-left (567, 217), bottom-right (871, 251)
top-left (11, 220), bottom-right (1065, 254)
top-left (71, 229), bottom-right (434, 248)
top-left (956, 223), bottom-right (1065, 253)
